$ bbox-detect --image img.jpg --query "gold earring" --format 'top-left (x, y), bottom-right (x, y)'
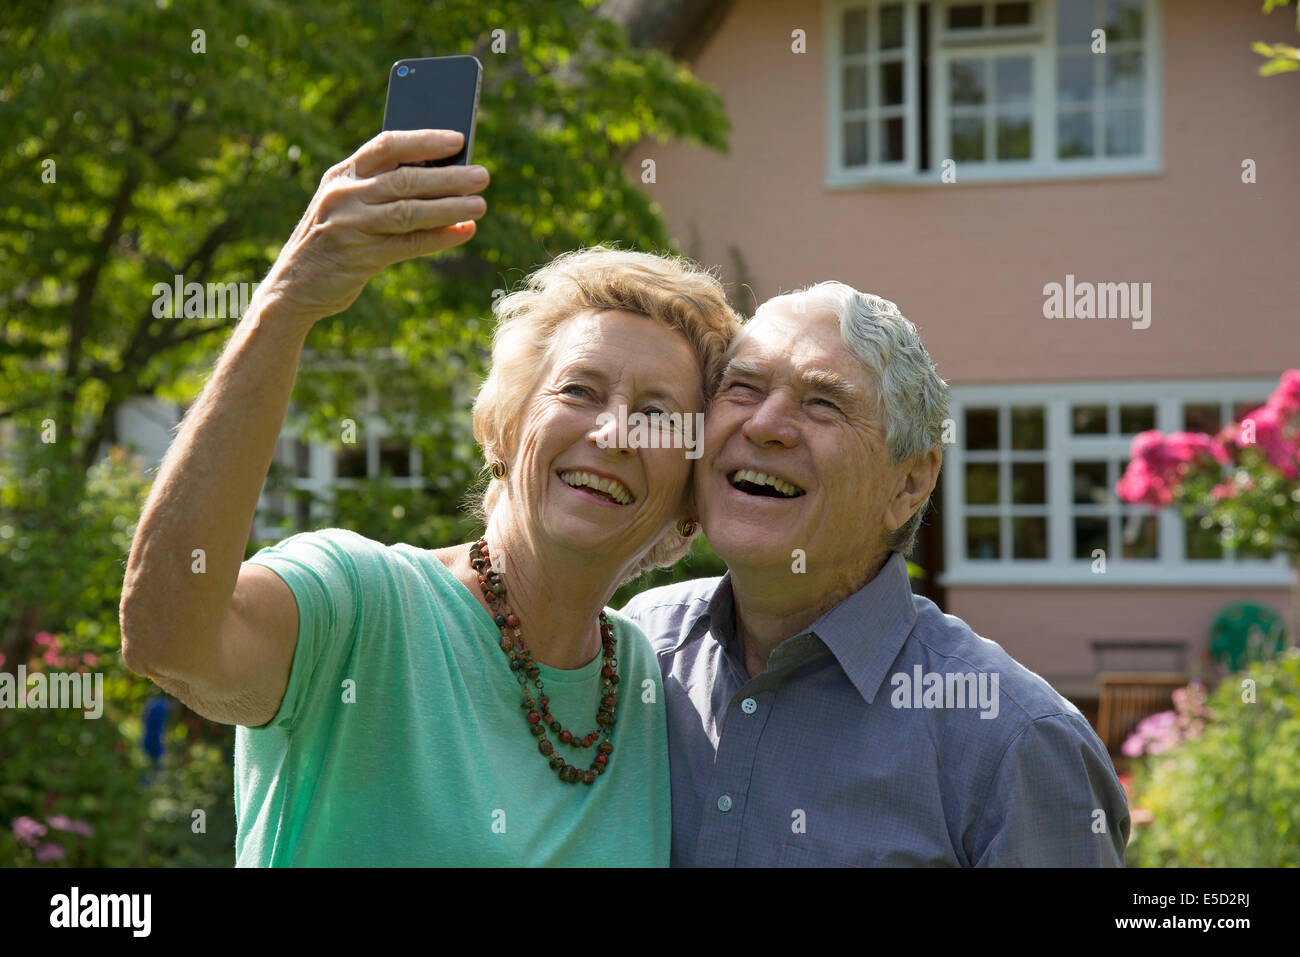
top-left (677, 519), bottom-right (698, 537)
top-left (489, 460), bottom-right (508, 479)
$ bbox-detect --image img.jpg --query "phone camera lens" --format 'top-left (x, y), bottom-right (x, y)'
top-left (397, 65), bottom-right (409, 76)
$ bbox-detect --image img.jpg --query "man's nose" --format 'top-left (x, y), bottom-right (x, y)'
top-left (741, 391), bottom-right (799, 447)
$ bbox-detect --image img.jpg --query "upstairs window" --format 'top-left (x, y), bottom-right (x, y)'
top-left (828, 0), bottom-right (1161, 184)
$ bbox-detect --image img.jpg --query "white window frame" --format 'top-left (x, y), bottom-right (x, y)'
top-left (825, 0), bottom-right (1163, 187)
top-left (254, 353), bottom-right (428, 541)
top-left (828, 0), bottom-right (921, 175)
top-left (940, 379), bottom-right (1294, 587)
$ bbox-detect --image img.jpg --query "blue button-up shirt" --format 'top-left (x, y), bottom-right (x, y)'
top-left (620, 551), bottom-right (1130, 866)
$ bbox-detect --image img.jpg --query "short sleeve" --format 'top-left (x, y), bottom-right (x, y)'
top-left (240, 528), bottom-right (375, 731)
top-left (969, 712), bottom-right (1131, 867)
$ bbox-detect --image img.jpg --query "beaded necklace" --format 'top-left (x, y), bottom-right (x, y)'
top-left (469, 538), bottom-right (617, 785)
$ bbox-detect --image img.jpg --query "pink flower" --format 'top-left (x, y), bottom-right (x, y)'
top-left (1117, 458), bottom-right (1174, 507)
top-left (1225, 403), bottom-right (1299, 479)
top-left (1165, 431), bottom-right (1231, 467)
top-left (82, 653), bottom-right (98, 667)
top-left (1211, 481), bottom-right (1238, 500)
top-left (46, 815), bottom-right (94, 838)
top-left (33, 843), bottom-right (66, 862)
top-left (0, 653), bottom-right (6, 669)
top-left (1268, 369), bottom-right (1300, 417)
top-left (11, 816), bottom-right (47, 847)
top-left (33, 631), bottom-right (57, 648)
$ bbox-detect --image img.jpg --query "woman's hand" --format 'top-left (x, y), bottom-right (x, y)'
top-left (256, 129), bottom-right (489, 325)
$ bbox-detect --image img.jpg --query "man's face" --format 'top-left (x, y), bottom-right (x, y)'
top-left (697, 308), bottom-right (912, 578)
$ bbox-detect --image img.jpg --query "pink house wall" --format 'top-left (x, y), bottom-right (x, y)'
top-left (628, 0), bottom-right (1300, 686)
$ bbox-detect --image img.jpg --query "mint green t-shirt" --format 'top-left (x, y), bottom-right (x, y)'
top-left (234, 528), bottom-right (670, 867)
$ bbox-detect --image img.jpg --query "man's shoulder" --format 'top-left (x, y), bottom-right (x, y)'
top-left (908, 595), bottom-right (1087, 730)
top-left (619, 576), bottom-right (723, 651)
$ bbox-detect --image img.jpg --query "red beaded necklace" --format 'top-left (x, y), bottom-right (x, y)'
top-left (469, 538), bottom-right (617, 785)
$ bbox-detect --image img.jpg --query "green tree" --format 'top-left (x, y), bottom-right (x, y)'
top-left (1255, 0), bottom-right (1300, 75)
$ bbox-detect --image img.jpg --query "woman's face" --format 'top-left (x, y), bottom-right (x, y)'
top-left (504, 308), bottom-right (705, 567)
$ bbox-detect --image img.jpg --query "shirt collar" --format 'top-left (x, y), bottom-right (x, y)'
top-left (686, 552), bottom-right (918, 704)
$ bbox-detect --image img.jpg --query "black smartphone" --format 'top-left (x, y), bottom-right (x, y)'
top-left (382, 55), bottom-right (482, 167)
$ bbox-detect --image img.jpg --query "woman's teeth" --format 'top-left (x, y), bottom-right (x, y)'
top-left (559, 471), bottom-right (633, 504)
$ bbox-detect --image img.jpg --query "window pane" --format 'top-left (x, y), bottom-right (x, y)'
top-left (844, 120), bottom-right (868, 166)
top-left (882, 60), bottom-right (904, 106)
top-left (1058, 110), bottom-right (1095, 158)
top-left (1012, 462), bottom-right (1045, 504)
top-left (1073, 460), bottom-right (1109, 505)
top-left (994, 2), bottom-right (1032, 26)
top-left (1107, 51), bottom-right (1144, 100)
top-left (997, 113), bottom-right (1032, 160)
top-left (1233, 399), bottom-right (1267, 421)
top-left (883, 115), bottom-right (905, 161)
top-left (1057, 54), bottom-right (1094, 105)
top-left (1122, 513), bottom-right (1158, 559)
top-left (965, 407), bottom-right (999, 449)
top-left (1105, 0), bottom-right (1144, 43)
top-left (1119, 404), bottom-right (1155, 434)
top-left (1186, 513), bottom-right (1223, 559)
top-left (294, 438), bottom-right (312, 478)
top-left (1184, 403), bottom-right (1222, 433)
top-left (842, 8), bottom-right (868, 55)
top-left (950, 59), bottom-right (986, 105)
top-left (966, 462), bottom-right (1000, 504)
top-left (1072, 404), bottom-right (1107, 434)
top-left (1074, 517), bottom-right (1109, 559)
top-left (880, 3), bottom-right (904, 48)
top-left (379, 440), bottom-right (411, 477)
top-left (952, 116), bottom-right (986, 161)
top-left (948, 3), bottom-right (984, 30)
top-left (1013, 516), bottom-right (1048, 559)
top-left (1105, 108), bottom-right (1143, 156)
top-left (1057, 0), bottom-right (1095, 45)
top-left (967, 517), bottom-right (1001, 559)
top-left (843, 65), bottom-right (867, 110)
top-left (996, 57), bottom-right (1032, 107)
top-left (1011, 406), bottom-right (1045, 449)
top-left (337, 444), bottom-right (367, 478)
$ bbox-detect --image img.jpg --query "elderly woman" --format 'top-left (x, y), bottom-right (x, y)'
top-left (119, 130), bottom-right (741, 865)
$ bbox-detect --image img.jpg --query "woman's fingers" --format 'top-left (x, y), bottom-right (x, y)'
top-left (358, 162), bottom-right (489, 204)
top-left (346, 194), bottom-right (487, 236)
top-left (345, 129), bottom-right (466, 180)
top-left (377, 220), bottom-right (478, 265)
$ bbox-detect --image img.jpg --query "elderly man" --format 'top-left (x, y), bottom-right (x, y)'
top-left (622, 282), bottom-right (1130, 867)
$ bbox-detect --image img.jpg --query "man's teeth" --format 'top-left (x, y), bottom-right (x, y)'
top-left (559, 471), bottom-right (633, 504)
top-left (730, 469), bottom-right (803, 497)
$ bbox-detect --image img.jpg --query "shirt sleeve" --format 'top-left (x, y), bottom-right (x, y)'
top-left (240, 528), bottom-right (372, 732)
top-left (969, 711), bottom-right (1131, 867)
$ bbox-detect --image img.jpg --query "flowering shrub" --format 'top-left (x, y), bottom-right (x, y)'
top-left (1, 442), bottom-right (236, 867)
top-left (1117, 369), bottom-right (1300, 558)
top-left (1121, 682), bottom-right (1212, 758)
top-left (1125, 650), bottom-right (1300, 867)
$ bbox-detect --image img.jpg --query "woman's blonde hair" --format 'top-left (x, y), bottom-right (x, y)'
top-left (470, 245), bottom-right (742, 581)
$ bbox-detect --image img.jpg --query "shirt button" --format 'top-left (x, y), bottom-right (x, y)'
top-left (740, 697), bottom-right (757, 715)
top-left (717, 795), bottom-right (733, 812)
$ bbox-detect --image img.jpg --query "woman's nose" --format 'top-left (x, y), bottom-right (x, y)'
top-left (588, 405), bottom-right (633, 454)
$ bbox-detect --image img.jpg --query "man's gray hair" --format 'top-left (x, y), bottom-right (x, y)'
top-left (753, 282), bottom-right (949, 558)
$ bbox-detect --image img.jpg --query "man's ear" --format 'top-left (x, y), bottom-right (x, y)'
top-left (884, 445), bottom-right (943, 532)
